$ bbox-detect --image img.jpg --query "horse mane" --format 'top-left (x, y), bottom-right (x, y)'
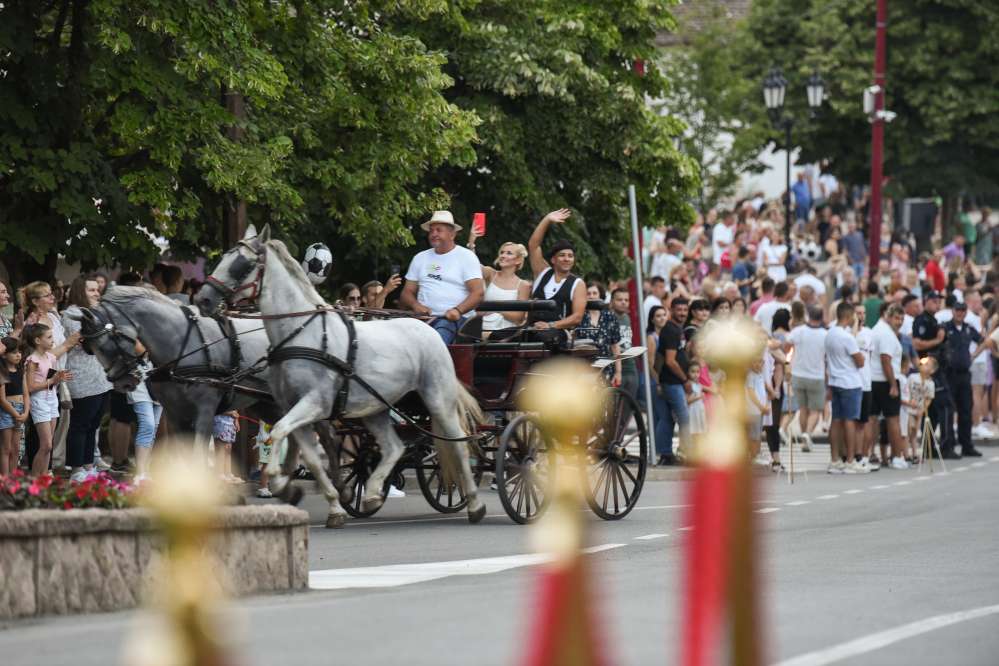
top-left (264, 239), bottom-right (328, 306)
top-left (100, 285), bottom-right (180, 309)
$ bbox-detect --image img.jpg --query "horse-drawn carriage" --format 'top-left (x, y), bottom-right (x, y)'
top-left (337, 297), bottom-right (649, 524)
top-left (78, 226), bottom-right (647, 526)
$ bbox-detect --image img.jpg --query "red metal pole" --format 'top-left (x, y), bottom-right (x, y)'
top-left (867, 0), bottom-right (887, 274)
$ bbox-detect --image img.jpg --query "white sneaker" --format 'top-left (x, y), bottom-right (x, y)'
top-left (891, 456), bottom-right (910, 470)
top-left (256, 487), bottom-right (273, 498)
top-left (70, 469), bottom-right (89, 483)
top-left (827, 461), bottom-right (845, 475)
top-left (95, 457), bottom-right (112, 471)
top-left (133, 474), bottom-right (150, 486)
top-left (387, 485), bottom-right (405, 498)
top-left (85, 467), bottom-right (100, 479)
top-left (847, 461), bottom-right (870, 474)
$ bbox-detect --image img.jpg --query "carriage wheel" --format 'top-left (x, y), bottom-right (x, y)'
top-left (495, 414), bottom-right (555, 524)
top-left (340, 442), bottom-right (388, 518)
top-left (584, 388), bottom-right (647, 520)
top-left (416, 445), bottom-right (467, 513)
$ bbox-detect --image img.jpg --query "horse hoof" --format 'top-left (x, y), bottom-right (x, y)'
top-left (282, 484), bottom-right (304, 507)
top-left (467, 503), bottom-right (487, 524)
top-left (325, 514), bottom-right (347, 529)
top-left (361, 496), bottom-right (384, 513)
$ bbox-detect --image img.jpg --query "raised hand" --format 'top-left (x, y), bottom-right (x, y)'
top-left (543, 208), bottom-right (572, 225)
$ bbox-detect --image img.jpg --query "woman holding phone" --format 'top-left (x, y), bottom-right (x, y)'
top-left (467, 221), bottom-right (531, 336)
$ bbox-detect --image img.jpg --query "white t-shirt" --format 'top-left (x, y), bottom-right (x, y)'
top-left (754, 300), bottom-right (791, 336)
top-left (711, 223), bottom-right (734, 263)
top-left (900, 314), bottom-right (914, 337)
top-left (405, 246), bottom-right (483, 316)
top-left (758, 240), bottom-right (788, 282)
top-left (825, 325), bottom-right (862, 389)
top-left (967, 311), bottom-right (987, 368)
top-left (856, 327), bottom-right (873, 391)
top-left (870, 319), bottom-right (902, 382)
top-left (794, 273), bottom-right (827, 296)
top-left (644, 293), bottom-right (664, 320)
top-left (650, 252), bottom-right (681, 281)
top-left (787, 324), bottom-right (827, 380)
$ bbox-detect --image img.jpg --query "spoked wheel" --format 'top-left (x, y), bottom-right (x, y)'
top-left (585, 388), bottom-right (647, 520)
top-left (416, 441), bottom-right (486, 514)
top-left (340, 441), bottom-right (388, 518)
top-left (495, 414), bottom-right (555, 524)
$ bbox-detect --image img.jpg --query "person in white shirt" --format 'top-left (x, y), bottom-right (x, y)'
top-left (793, 262), bottom-right (827, 298)
top-left (400, 210), bottom-right (485, 344)
top-left (825, 302), bottom-right (866, 474)
top-left (963, 290), bottom-right (993, 438)
top-left (711, 211), bottom-right (736, 266)
top-left (853, 304), bottom-right (876, 470)
top-left (754, 281), bottom-right (793, 336)
top-left (757, 225), bottom-right (788, 282)
top-left (785, 306), bottom-right (827, 441)
top-left (644, 276), bottom-right (668, 320)
top-left (869, 304), bottom-right (908, 468)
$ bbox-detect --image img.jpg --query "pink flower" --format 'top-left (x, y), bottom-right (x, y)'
top-left (28, 483), bottom-right (40, 496)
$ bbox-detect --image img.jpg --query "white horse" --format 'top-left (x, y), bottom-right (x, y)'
top-left (195, 226), bottom-right (487, 524)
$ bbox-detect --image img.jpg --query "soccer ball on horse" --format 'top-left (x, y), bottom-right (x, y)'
top-left (195, 225), bottom-right (487, 525)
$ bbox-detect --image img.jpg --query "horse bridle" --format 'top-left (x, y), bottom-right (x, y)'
top-left (203, 240), bottom-right (267, 306)
top-left (80, 302), bottom-right (145, 383)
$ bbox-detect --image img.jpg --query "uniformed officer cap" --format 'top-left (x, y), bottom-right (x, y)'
top-left (923, 290), bottom-right (942, 301)
top-left (953, 301), bottom-right (967, 310)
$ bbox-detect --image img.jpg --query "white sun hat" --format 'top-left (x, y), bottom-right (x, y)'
top-left (420, 210), bottom-right (462, 232)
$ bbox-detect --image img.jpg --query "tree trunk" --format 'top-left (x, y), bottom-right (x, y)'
top-left (940, 194), bottom-right (958, 243)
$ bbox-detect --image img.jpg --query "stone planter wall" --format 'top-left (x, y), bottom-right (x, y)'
top-left (0, 505), bottom-right (309, 620)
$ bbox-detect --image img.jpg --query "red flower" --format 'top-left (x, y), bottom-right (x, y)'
top-left (63, 501), bottom-right (73, 509)
top-left (12, 468), bottom-right (25, 478)
top-left (36, 474), bottom-right (53, 489)
top-left (28, 483), bottom-right (40, 496)
top-left (75, 486), bottom-right (88, 500)
top-left (7, 480), bottom-right (21, 493)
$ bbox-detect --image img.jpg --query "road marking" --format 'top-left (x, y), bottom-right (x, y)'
top-left (774, 603), bottom-right (999, 666)
top-left (309, 543), bottom-right (626, 590)
top-left (842, 489), bottom-right (863, 495)
top-left (953, 466), bottom-right (969, 472)
top-left (756, 508), bottom-right (780, 514)
top-left (870, 484), bottom-right (890, 489)
top-left (893, 481), bottom-right (911, 486)
top-left (914, 476), bottom-right (931, 482)
top-left (989, 456), bottom-right (999, 462)
top-left (785, 500), bottom-right (810, 506)
top-left (634, 533), bottom-right (669, 541)
top-left (971, 462), bottom-right (987, 468)
top-left (816, 494), bottom-right (839, 500)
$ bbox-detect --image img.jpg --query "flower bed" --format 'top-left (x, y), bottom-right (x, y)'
top-left (0, 470), bottom-right (133, 511)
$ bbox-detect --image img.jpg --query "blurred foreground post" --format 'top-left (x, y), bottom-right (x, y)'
top-left (125, 452), bottom-right (236, 666)
top-left (520, 359), bottom-right (608, 666)
top-left (681, 321), bottom-right (766, 666)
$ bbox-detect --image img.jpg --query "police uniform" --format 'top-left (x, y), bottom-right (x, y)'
top-left (943, 317), bottom-right (983, 455)
top-left (912, 311), bottom-right (956, 455)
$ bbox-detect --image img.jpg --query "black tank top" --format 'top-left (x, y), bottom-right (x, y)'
top-left (529, 268), bottom-right (578, 324)
top-left (3, 367), bottom-right (23, 397)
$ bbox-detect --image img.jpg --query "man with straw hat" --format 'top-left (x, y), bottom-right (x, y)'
top-left (400, 210), bottom-right (485, 344)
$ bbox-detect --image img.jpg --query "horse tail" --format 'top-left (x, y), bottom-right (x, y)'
top-left (432, 383), bottom-right (484, 488)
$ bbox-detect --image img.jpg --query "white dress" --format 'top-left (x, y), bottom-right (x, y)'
top-left (481, 281), bottom-right (521, 331)
top-left (688, 383), bottom-right (707, 434)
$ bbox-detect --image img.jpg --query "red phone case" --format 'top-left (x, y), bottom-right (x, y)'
top-left (472, 212), bottom-right (486, 236)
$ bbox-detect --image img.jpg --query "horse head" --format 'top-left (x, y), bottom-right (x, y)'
top-left (74, 306), bottom-right (143, 392)
top-left (196, 224), bottom-right (269, 315)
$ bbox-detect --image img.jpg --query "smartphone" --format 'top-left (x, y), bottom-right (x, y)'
top-left (46, 368), bottom-right (57, 379)
top-left (390, 264), bottom-right (400, 277)
top-left (472, 212), bottom-right (486, 237)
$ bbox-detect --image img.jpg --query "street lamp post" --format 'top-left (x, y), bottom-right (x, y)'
top-left (763, 68), bottom-right (825, 247)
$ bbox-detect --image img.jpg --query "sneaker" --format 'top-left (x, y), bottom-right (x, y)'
top-left (800, 434), bottom-right (812, 453)
top-left (489, 480), bottom-right (499, 491)
top-left (85, 467), bottom-right (101, 479)
top-left (95, 457), bottom-right (112, 471)
top-left (110, 460), bottom-right (132, 474)
top-left (70, 469), bottom-right (89, 483)
top-left (133, 474), bottom-right (150, 486)
top-left (962, 447), bottom-right (983, 458)
top-left (847, 461), bottom-right (871, 474)
top-left (387, 485), bottom-right (405, 498)
top-left (827, 461), bottom-right (845, 475)
top-left (890, 456), bottom-right (910, 470)
top-left (256, 487), bottom-right (273, 498)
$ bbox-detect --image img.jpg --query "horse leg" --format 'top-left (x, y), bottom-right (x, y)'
top-left (359, 413), bottom-right (406, 513)
top-left (268, 392), bottom-right (328, 505)
top-left (316, 422), bottom-right (349, 502)
top-left (270, 434), bottom-right (301, 505)
top-left (291, 426), bottom-right (348, 528)
top-left (433, 412), bottom-right (486, 524)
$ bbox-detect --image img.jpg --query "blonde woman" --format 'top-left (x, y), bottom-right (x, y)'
top-left (467, 228), bottom-right (531, 336)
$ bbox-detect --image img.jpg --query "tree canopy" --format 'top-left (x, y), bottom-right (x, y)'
top-left (1, 0), bottom-right (697, 284)
top-left (738, 0), bottom-right (999, 201)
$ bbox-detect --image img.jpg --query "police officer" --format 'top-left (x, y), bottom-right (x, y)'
top-left (911, 291), bottom-right (959, 459)
top-left (943, 302), bottom-right (986, 457)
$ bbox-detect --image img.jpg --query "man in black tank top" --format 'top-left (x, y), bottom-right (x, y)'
top-left (526, 209), bottom-right (586, 332)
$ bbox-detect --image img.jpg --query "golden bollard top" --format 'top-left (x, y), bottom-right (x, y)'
top-left (518, 357), bottom-right (606, 434)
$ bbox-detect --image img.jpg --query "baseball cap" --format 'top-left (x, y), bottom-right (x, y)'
top-left (923, 290), bottom-right (942, 301)
top-left (953, 301), bottom-right (968, 310)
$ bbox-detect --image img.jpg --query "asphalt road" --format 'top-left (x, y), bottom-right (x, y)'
top-left (4, 446), bottom-right (999, 666)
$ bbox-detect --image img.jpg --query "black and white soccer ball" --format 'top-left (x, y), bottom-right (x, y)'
top-left (301, 243), bottom-right (333, 284)
top-left (801, 241), bottom-right (823, 262)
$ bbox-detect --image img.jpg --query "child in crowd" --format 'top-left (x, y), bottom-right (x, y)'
top-left (745, 355), bottom-right (770, 459)
top-left (254, 420), bottom-right (273, 498)
top-left (129, 356), bottom-right (162, 484)
top-left (214, 410), bottom-right (242, 484)
top-left (686, 360), bottom-right (707, 450)
top-left (0, 337), bottom-right (29, 475)
top-left (908, 357), bottom-right (937, 461)
top-left (23, 324), bottom-right (73, 476)
top-left (897, 355), bottom-right (913, 463)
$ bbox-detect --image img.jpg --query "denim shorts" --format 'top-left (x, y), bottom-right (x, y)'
top-left (0, 400), bottom-right (24, 430)
top-left (830, 386), bottom-right (862, 421)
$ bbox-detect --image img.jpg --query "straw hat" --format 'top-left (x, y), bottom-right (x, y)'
top-left (420, 210), bottom-right (462, 232)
